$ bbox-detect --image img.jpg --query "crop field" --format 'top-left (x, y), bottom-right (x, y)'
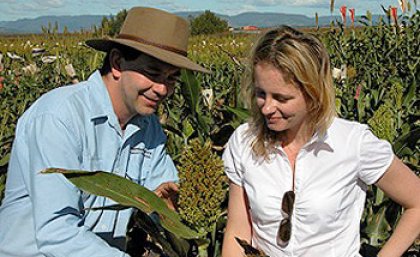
top-left (0, 11), bottom-right (419, 256)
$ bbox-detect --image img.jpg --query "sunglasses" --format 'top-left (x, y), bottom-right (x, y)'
top-left (277, 190), bottom-right (295, 243)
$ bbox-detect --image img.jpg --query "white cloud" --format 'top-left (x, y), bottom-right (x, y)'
top-left (81, 0), bottom-right (178, 13)
top-left (254, 0), bottom-right (278, 5)
top-left (34, 0), bottom-right (65, 8)
top-left (4, 0), bottom-right (65, 15)
top-left (221, 0), bottom-right (326, 7)
top-left (140, 0), bottom-right (190, 12)
top-left (222, 4), bottom-right (258, 15)
top-left (291, 0), bottom-right (325, 5)
top-left (217, 0), bottom-right (393, 8)
top-left (9, 2), bottom-right (48, 12)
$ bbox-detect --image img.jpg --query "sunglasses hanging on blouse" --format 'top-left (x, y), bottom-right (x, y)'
top-left (277, 170), bottom-right (296, 244)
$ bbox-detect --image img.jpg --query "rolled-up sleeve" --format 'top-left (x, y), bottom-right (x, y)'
top-left (24, 114), bottom-right (129, 257)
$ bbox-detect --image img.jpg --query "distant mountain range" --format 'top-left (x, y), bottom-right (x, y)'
top-left (0, 11), bottom-right (385, 34)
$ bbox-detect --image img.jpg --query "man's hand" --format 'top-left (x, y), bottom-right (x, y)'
top-left (154, 182), bottom-right (179, 210)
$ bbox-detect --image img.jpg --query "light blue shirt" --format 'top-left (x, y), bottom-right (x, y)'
top-left (0, 71), bottom-right (178, 257)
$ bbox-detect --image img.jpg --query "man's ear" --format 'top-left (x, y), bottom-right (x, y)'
top-left (110, 48), bottom-right (123, 79)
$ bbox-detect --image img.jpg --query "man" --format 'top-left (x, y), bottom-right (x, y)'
top-left (0, 7), bottom-right (208, 257)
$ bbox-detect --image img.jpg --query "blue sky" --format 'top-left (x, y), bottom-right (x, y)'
top-left (0, 0), bottom-right (415, 21)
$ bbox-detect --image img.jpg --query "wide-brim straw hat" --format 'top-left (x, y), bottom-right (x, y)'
top-left (86, 7), bottom-right (209, 73)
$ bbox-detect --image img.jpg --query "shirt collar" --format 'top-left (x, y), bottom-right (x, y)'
top-left (124, 116), bottom-right (150, 138)
top-left (86, 70), bottom-right (150, 136)
top-left (307, 129), bottom-right (330, 146)
top-left (87, 70), bottom-right (116, 120)
top-left (300, 128), bottom-right (335, 156)
top-left (273, 128), bottom-right (332, 153)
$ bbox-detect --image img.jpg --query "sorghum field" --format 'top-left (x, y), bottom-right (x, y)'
top-left (0, 11), bottom-right (419, 257)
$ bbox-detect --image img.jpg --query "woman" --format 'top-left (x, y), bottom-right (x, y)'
top-left (221, 26), bottom-right (420, 257)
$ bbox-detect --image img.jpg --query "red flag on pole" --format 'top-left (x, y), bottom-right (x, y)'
top-left (349, 8), bottom-right (355, 26)
top-left (391, 7), bottom-right (398, 25)
top-left (340, 5), bottom-right (347, 25)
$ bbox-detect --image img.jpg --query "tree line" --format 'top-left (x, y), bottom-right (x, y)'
top-left (100, 9), bottom-right (229, 36)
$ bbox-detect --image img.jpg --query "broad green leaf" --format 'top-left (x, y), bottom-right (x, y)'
top-left (182, 119), bottom-right (195, 140)
top-left (133, 210), bottom-right (183, 257)
top-left (402, 80), bottom-right (416, 107)
top-left (225, 106), bottom-right (250, 121)
top-left (197, 114), bottom-right (211, 136)
top-left (394, 127), bottom-right (420, 154)
top-left (166, 103), bottom-right (181, 123)
top-left (42, 168), bottom-right (199, 239)
top-left (374, 188), bottom-right (385, 205)
top-left (163, 124), bottom-right (184, 138)
top-left (164, 229), bottom-right (191, 257)
top-left (180, 70), bottom-right (201, 115)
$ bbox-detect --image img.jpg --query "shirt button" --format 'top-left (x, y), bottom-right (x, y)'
top-left (101, 225), bottom-right (107, 230)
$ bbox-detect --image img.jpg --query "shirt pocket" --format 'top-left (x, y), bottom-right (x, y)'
top-left (126, 147), bottom-right (147, 185)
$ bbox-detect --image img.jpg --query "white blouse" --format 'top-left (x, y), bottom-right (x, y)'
top-left (223, 117), bottom-right (394, 257)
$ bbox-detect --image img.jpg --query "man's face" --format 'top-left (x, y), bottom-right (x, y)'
top-left (118, 52), bottom-right (180, 117)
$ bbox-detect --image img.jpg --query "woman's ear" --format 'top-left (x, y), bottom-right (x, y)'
top-left (110, 48), bottom-right (123, 79)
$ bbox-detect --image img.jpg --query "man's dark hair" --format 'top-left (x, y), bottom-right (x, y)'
top-left (99, 44), bottom-right (143, 75)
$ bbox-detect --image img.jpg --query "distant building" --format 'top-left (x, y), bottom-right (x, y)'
top-left (242, 25), bottom-right (259, 31)
top-left (230, 25), bottom-right (261, 34)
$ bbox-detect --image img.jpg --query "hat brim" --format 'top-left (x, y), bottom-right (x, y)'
top-left (86, 38), bottom-right (210, 74)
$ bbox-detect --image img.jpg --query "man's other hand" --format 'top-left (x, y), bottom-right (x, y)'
top-left (154, 182), bottom-right (179, 210)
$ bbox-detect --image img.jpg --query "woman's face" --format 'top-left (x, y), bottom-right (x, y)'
top-left (254, 62), bottom-right (310, 134)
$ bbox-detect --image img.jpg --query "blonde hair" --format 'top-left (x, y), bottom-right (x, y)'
top-left (243, 26), bottom-right (336, 158)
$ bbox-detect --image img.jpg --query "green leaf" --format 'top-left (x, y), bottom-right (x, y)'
top-left (374, 188), bottom-right (385, 206)
top-left (364, 206), bottom-right (391, 246)
top-left (225, 106), bottom-right (250, 121)
top-left (180, 70), bottom-right (201, 115)
top-left (393, 127), bottom-right (420, 155)
top-left (42, 168), bottom-right (199, 239)
top-left (164, 229), bottom-right (191, 257)
top-left (133, 210), bottom-right (183, 257)
top-left (235, 237), bottom-right (269, 257)
top-left (197, 114), bottom-right (211, 136)
top-left (0, 153), bottom-right (10, 167)
top-left (167, 104), bottom-right (181, 123)
top-left (86, 204), bottom-right (129, 211)
top-left (182, 119), bottom-right (195, 140)
top-left (402, 80), bottom-right (416, 108)
top-left (0, 173), bottom-right (6, 190)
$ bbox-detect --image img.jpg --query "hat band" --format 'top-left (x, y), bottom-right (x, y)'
top-left (117, 34), bottom-right (187, 57)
